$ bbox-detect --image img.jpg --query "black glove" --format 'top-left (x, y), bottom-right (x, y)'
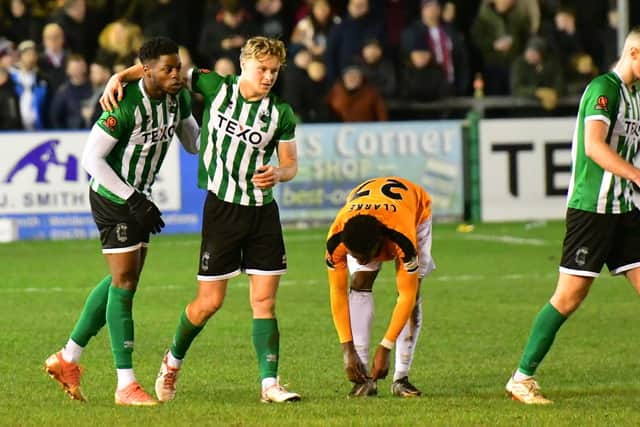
top-left (127, 191), bottom-right (165, 234)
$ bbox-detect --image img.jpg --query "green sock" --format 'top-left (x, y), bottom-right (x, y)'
top-left (170, 309), bottom-right (204, 360)
top-left (106, 286), bottom-right (135, 369)
top-left (70, 275), bottom-right (111, 347)
top-left (518, 302), bottom-right (567, 376)
top-left (252, 318), bottom-right (279, 380)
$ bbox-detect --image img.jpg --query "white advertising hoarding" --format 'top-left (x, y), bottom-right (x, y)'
top-left (0, 131), bottom-right (182, 215)
top-left (480, 118), bottom-right (575, 222)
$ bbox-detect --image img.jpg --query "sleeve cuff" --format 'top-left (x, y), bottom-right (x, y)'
top-left (380, 338), bottom-right (394, 350)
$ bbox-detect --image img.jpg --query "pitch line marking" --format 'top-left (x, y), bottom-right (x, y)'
top-left (462, 234), bottom-right (549, 246)
top-left (1, 273), bottom-right (558, 293)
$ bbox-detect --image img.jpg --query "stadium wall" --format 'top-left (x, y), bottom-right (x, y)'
top-left (0, 121), bottom-right (464, 241)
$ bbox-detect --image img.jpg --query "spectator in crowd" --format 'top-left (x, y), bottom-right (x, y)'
top-left (50, 53), bottom-right (92, 128)
top-left (140, 0), bottom-right (189, 47)
top-left (373, 0), bottom-right (417, 56)
top-left (38, 22), bottom-right (67, 94)
top-left (81, 55), bottom-right (112, 126)
top-left (213, 55), bottom-right (236, 76)
top-left (538, 0), bottom-right (562, 32)
top-left (326, 63), bottom-right (388, 122)
top-left (96, 19), bottom-right (143, 70)
top-left (0, 67), bottom-right (23, 130)
top-left (510, 36), bottom-right (563, 111)
top-left (282, 47), bottom-right (331, 122)
top-left (49, 0), bottom-right (99, 63)
top-left (359, 37), bottom-right (396, 98)
top-left (0, 38), bottom-right (17, 70)
top-left (514, 0), bottom-right (540, 34)
top-left (401, 0), bottom-right (469, 97)
top-left (197, 0), bottom-right (255, 70)
top-left (254, 0), bottom-right (292, 42)
top-left (564, 52), bottom-right (598, 96)
top-left (4, 0), bottom-right (43, 45)
top-left (399, 18), bottom-right (450, 101)
top-left (290, 0), bottom-right (339, 58)
top-left (293, 0), bottom-right (315, 24)
top-left (599, 6), bottom-right (619, 72)
top-left (569, 0), bottom-right (608, 71)
top-left (471, 0), bottom-right (530, 95)
top-left (9, 39), bottom-right (50, 129)
top-left (441, 1), bottom-right (456, 25)
top-left (324, 0), bottom-right (385, 84)
top-left (543, 6), bottom-right (583, 80)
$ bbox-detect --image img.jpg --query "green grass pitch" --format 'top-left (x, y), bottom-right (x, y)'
top-left (2, 221), bottom-right (640, 426)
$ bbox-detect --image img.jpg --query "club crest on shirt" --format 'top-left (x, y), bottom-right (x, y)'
top-left (595, 95), bottom-right (608, 111)
top-left (104, 115), bottom-right (118, 131)
top-left (168, 98), bottom-right (177, 114)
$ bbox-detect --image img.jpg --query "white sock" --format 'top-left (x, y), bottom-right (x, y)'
top-left (60, 339), bottom-right (84, 364)
top-left (349, 289), bottom-right (374, 365)
top-left (116, 369), bottom-right (137, 390)
top-left (393, 297), bottom-right (422, 382)
top-left (513, 370), bottom-right (533, 382)
top-left (167, 351), bottom-right (183, 369)
top-left (262, 377), bottom-right (277, 390)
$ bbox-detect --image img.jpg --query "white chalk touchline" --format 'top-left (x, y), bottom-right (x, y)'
top-left (462, 234), bottom-right (549, 246)
top-left (3, 272), bottom-right (559, 293)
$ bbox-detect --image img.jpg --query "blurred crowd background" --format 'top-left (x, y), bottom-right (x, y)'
top-left (0, 0), bottom-right (637, 130)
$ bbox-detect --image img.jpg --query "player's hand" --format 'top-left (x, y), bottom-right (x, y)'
top-left (127, 191), bottom-right (165, 234)
top-left (99, 74), bottom-right (124, 112)
top-left (251, 165), bottom-right (280, 189)
top-left (342, 342), bottom-right (369, 383)
top-left (371, 345), bottom-right (390, 381)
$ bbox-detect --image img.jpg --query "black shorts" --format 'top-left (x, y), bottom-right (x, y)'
top-left (559, 208), bottom-right (640, 276)
top-left (89, 189), bottom-right (149, 253)
top-left (198, 192), bottom-right (287, 280)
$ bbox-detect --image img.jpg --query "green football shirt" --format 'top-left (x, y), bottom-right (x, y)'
top-left (567, 70), bottom-right (640, 213)
top-left (92, 79), bottom-right (192, 204)
top-left (191, 68), bottom-right (296, 206)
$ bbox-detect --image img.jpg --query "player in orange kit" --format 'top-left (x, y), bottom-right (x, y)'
top-left (326, 176), bottom-right (435, 397)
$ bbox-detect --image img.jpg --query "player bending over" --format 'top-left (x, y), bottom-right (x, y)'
top-left (326, 176), bottom-right (435, 397)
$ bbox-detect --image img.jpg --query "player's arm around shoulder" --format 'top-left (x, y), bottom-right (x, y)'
top-left (175, 88), bottom-right (200, 154)
top-left (100, 64), bottom-right (144, 112)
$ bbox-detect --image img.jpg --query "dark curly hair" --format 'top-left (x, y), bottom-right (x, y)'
top-left (139, 37), bottom-right (179, 64)
top-left (342, 215), bottom-right (385, 254)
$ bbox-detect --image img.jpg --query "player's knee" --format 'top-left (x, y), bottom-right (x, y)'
top-left (194, 296), bottom-right (224, 319)
top-left (549, 294), bottom-right (583, 316)
top-left (250, 295), bottom-right (276, 315)
top-left (111, 272), bottom-right (140, 291)
top-left (350, 273), bottom-right (375, 292)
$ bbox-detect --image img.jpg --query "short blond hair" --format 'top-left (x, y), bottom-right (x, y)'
top-left (240, 36), bottom-right (287, 66)
top-left (623, 27), bottom-right (640, 52)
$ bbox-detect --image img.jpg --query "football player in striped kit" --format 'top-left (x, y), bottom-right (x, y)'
top-left (506, 28), bottom-right (640, 405)
top-left (44, 37), bottom-right (200, 406)
top-left (100, 36), bottom-right (300, 403)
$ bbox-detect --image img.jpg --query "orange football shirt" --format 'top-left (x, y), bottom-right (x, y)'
top-left (326, 177), bottom-right (432, 346)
